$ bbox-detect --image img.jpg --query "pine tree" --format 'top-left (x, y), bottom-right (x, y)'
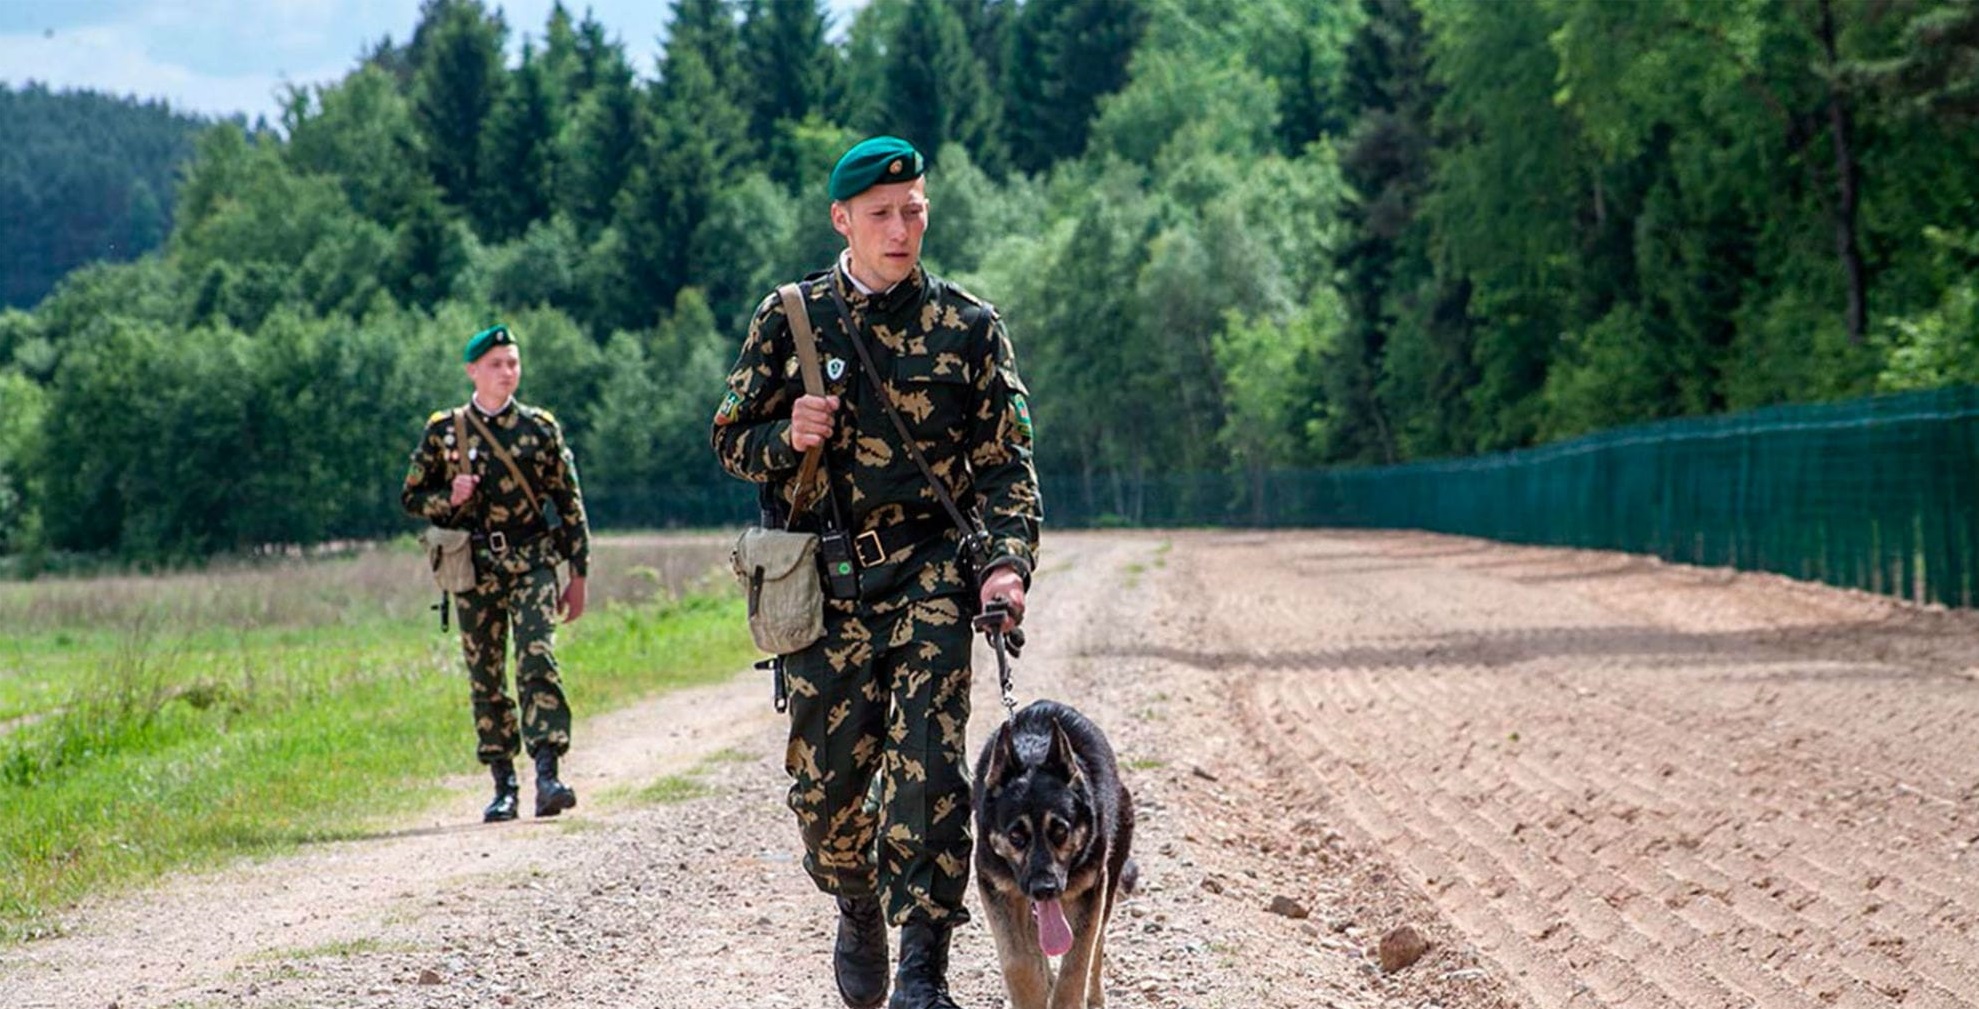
top-left (1002, 0), bottom-right (1145, 175)
top-left (880, 0), bottom-right (999, 169)
top-left (479, 43), bottom-right (560, 241)
top-left (411, 0), bottom-right (507, 215)
top-left (540, 3), bottom-right (582, 99)
top-left (557, 26), bottom-right (641, 236)
top-left (668, 0), bottom-right (746, 98)
top-left (608, 10), bottom-right (749, 328)
top-left (953, 0), bottom-right (1016, 90)
top-left (738, 0), bottom-right (837, 183)
top-left (1327, 0), bottom-right (1445, 462)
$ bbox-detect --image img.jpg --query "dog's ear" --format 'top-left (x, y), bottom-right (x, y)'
top-left (1045, 720), bottom-right (1084, 788)
top-left (986, 721), bottom-right (1020, 789)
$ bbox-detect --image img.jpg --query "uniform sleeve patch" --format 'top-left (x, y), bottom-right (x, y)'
top-left (714, 389), bottom-right (742, 426)
top-left (1012, 393), bottom-right (1033, 439)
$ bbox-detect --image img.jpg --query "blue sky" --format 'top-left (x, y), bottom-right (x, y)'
top-left (0, 1), bottom-right (863, 123)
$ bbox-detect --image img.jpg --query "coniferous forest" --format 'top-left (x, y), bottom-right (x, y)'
top-left (2, 0), bottom-right (1977, 564)
top-left (0, 84), bottom-right (206, 310)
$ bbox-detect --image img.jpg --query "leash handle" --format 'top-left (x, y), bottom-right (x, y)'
top-left (973, 601), bottom-right (1023, 721)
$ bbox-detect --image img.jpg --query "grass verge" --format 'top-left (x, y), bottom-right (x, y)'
top-left (0, 587), bottom-right (754, 943)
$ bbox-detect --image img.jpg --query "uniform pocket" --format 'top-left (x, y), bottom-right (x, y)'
top-left (890, 357), bottom-right (973, 438)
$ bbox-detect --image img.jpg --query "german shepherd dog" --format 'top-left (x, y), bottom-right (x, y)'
top-left (973, 700), bottom-right (1135, 1009)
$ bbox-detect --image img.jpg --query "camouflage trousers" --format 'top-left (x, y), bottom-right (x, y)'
top-left (782, 595), bottom-right (974, 926)
top-left (454, 545), bottom-right (570, 764)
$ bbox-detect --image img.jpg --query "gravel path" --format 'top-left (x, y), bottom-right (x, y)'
top-left (6, 529), bottom-right (1977, 1008)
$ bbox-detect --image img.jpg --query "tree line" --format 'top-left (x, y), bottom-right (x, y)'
top-left (1, 0), bottom-right (1976, 564)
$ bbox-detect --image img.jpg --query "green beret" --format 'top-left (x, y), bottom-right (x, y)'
top-left (829, 136), bottom-right (925, 201)
top-left (463, 324), bottom-right (515, 362)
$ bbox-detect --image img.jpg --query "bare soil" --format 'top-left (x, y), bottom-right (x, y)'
top-left (7, 529), bottom-right (1979, 1008)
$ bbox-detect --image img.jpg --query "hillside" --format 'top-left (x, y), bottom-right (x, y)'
top-left (0, 83), bottom-right (207, 309)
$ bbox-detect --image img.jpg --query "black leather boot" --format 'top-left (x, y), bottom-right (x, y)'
top-left (834, 895), bottom-right (889, 1009)
top-left (888, 920), bottom-right (962, 1009)
top-left (483, 759), bottom-right (519, 823)
top-left (533, 749), bottom-right (577, 817)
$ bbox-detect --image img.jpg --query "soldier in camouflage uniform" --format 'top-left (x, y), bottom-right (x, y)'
top-left (712, 136), bottom-right (1040, 1009)
top-left (403, 323), bottom-right (592, 823)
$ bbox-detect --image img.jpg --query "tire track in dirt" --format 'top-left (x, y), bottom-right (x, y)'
top-left (1195, 530), bottom-right (1979, 1008)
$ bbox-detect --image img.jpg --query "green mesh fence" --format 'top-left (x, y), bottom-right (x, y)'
top-left (583, 387), bottom-right (1979, 608)
top-left (1039, 386), bottom-right (1979, 607)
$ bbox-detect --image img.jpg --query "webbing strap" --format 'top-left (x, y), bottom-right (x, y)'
top-left (780, 283), bottom-right (828, 529)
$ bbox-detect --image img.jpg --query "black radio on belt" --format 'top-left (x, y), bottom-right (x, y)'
top-left (818, 529), bottom-right (860, 599)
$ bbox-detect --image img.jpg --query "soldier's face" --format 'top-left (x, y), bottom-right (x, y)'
top-left (466, 345), bottom-right (521, 404)
top-left (832, 179), bottom-right (928, 291)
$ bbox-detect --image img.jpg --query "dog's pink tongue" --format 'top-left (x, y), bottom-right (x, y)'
top-left (1033, 899), bottom-right (1073, 957)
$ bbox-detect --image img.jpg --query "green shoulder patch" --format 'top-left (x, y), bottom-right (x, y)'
top-left (1012, 392), bottom-right (1033, 440)
top-left (714, 389), bottom-right (743, 427)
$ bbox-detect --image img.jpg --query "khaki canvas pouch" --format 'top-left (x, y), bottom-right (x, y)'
top-left (732, 526), bottom-right (825, 655)
top-left (418, 408), bottom-right (479, 595)
top-left (420, 526), bottom-right (477, 593)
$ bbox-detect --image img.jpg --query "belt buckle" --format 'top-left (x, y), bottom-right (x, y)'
top-left (488, 530), bottom-right (508, 553)
top-left (854, 529), bottom-right (886, 568)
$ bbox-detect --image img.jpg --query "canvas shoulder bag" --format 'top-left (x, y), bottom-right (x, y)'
top-left (419, 409), bottom-right (478, 594)
top-left (731, 283), bottom-right (830, 655)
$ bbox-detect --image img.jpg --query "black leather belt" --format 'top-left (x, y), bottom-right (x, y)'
top-left (853, 514), bottom-right (953, 568)
top-left (472, 521), bottom-right (549, 554)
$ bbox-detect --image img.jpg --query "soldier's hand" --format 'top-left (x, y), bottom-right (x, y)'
top-left (978, 568), bottom-right (1026, 632)
top-left (788, 394), bottom-right (840, 452)
top-left (449, 474), bottom-right (480, 506)
top-left (560, 574), bottom-right (587, 624)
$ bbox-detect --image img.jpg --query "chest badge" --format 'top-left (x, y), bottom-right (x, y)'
top-left (826, 357), bottom-right (847, 382)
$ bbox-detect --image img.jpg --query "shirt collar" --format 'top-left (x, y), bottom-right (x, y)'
top-left (838, 249), bottom-right (898, 297)
top-left (834, 252), bottom-right (926, 314)
top-left (471, 394), bottom-right (514, 418)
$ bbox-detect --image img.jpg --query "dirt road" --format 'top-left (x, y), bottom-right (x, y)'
top-left (6, 530), bottom-right (1979, 1008)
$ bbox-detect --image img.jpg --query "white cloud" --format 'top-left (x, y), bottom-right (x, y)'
top-left (0, 0), bottom-right (874, 122)
top-left (0, 22), bottom-right (348, 120)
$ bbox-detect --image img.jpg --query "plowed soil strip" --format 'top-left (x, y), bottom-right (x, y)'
top-left (1193, 531), bottom-right (1979, 1009)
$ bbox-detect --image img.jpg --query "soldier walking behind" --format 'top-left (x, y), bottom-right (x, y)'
top-left (712, 136), bottom-right (1041, 1009)
top-left (403, 323), bottom-right (591, 822)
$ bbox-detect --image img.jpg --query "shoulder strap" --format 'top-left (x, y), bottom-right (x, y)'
top-left (779, 282), bottom-right (829, 530)
top-left (825, 280), bottom-right (981, 540)
top-left (462, 406), bottom-right (544, 519)
top-left (450, 408), bottom-right (468, 482)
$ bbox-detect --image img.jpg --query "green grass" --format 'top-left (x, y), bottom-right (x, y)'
top-left (609, 747), bottom-right (756, 807)
top-left (0, 536), bottom-right (754, 943)
top-left (1121, 560), bottom-right (1147, 588)
top-left (635, 774), bottom-right (718, 805)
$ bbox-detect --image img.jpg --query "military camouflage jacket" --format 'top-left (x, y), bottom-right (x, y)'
top-left (402, 399), bottom-right (591, 577)
top-left (712, 264), bottom-right (1040, 608)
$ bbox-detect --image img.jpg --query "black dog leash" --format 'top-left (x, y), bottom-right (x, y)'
top-left (973, 601), bottom-right (1025, 723)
